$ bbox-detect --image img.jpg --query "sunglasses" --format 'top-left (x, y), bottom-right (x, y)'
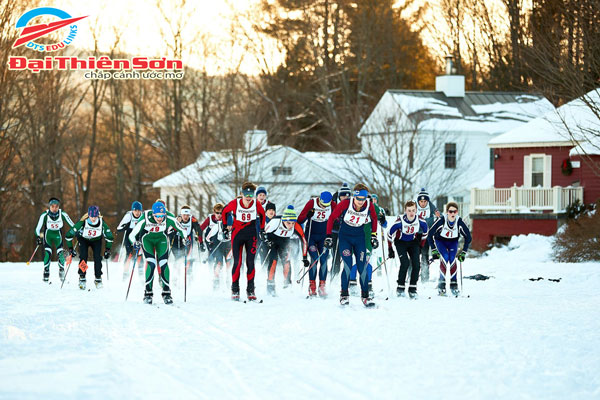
top-left (215, 212), bottom-right (222, 215)
top-left (155, 213), bottom-right (166, 218)
top-left (355, 197), bottom-right (367, 201)
top-left (243, 194), bottom-right (254, 198)
top-left (448, 209), bottom-right (458, 214)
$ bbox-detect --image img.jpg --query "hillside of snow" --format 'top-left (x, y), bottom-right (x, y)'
top-left (1, 234), bottom-right (599, 400)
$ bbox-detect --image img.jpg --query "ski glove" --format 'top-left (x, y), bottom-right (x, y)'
top-left (199, 242), bottom-right (206, 252)
top-left (36, 236), bottom-right (43, 245)
top-left (133, 241), bottom-right (142, 251)
top-left (307, 209), bottom-right (315, 220)
top-left (431, 248), bottom-right (440, 260)
top-left (103, 249), bottom-right (111, 259)
top-left (184, 237), bottom-right (192, 247)
top-left (457, 250), bottom-right (467, 262)
top-left (324, 235), bottom-right (333, 248)
top-left (388, 247), bottom-right (395, 258)
top-left (302, 257), bottom-right (310, 268)
top-left (370, 233), bottom-right (379, 249)
top-left (259, 230), bottom-right (267, 242)
top-left (69, 248), bottom-right (77, 258)
top-left (378, 214), bottom-right (387, 228)
top-left (223, 229), bottom-right (230, 241)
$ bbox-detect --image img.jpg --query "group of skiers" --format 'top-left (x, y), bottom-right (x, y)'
top-left (34, 182), bottom-right (472, 307)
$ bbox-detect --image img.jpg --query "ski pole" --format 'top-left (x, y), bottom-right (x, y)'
top-left (206, 240), bottom-right (223, 261)
top-left (125, 248), bottom-right (142, 301)
top-left (116, 232), bottom-right (126, 263)
top-left (26, 244), bottom-right (40, 265)
top-left (329, 236), bottom-right (340, 285)
top-left (184, 243), bottom-right (189, 302)
top-left (459, 260), bottom-right (463, 294)
top-left (371, 257), bottom-right (393, 274)
top-left (260, 247), bottom-right (273, 271)
top-left (105, 257), bottom-right (109, 281)
top-left (296, 248), bottom-right (327, 284)
top-left (61, 253), bottom-right (74, 289)
top-left (301, 218), bottom-right (313, 288)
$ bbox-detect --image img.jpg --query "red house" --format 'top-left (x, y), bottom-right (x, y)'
top-left (469, 89), bottom-right (600, 250)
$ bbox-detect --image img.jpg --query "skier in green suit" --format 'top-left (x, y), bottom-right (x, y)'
top-left (129, 201), bottom-right (186, 305)
top-left (34, 197), bottom-right (75, 282)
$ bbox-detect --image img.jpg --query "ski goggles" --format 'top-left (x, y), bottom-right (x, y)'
top-left (354, 189), bottom-right (368, 201)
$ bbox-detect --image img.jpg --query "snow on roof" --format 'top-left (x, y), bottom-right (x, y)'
top-left (359, 90), bottom-right (553, 136)
top-left (489, 89), bottom-right (600, 148)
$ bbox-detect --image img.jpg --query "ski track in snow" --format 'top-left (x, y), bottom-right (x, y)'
top-left (1, 234), bottom-right (599, 400)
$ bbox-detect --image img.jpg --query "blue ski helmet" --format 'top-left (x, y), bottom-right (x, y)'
top-left (319, 191), bottom-right (332, 206)
top-left (131, 201), bottom-right (143, 211)
top-left (152, 202), bottom-right (166, 218)
top-left (88, 205), bottom-right (100, 218)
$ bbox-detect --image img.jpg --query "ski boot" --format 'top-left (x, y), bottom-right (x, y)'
top-left (340, 290), bottom-right (350, 306)
top-left (318, 281), bottom-right (327, 298)
top-left (59, 267), bottom-right (65, 282)
top-left (368, 281), bottom-right (374, 299)
top-left (361, 291), bottom-right (376, 308)
top-left (162, 291), bottom-right (173, 305)
top-left (396, 286), bottom-right (406, 297)
top-left (349, 280), bottom-right (359, 296)
top-left (308, 280), bottom-right (317, 298)
top-left (247, 289), bottom-right (257, 302)
top-left (437, 282), bottom-right (447, 296)
top-left (266, 281), bottom-right (276, 297)
top-left (213, 278), bottom-right (220, 290)
top-left (143, 290), bottom-right (153, 304)
top-left (408, 287), bottom-right (418, 299)
top-left (283, 281), bottom-right (291, 289)
top-left (450, 283), bottom-right (460, 297)
top-left (78, 277), bottom-right (86, 290)
top-left (232, 283), bottom-right (241, 301)
top-left (94, 278), bottom-right (103, 289)
top-left (43, 267), bottom-right (50, 282)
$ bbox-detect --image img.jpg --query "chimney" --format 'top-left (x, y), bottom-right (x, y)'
top-left (435, 55), bottom-right (465, 98)
top-left (244, 129), bottom-right (268, 153)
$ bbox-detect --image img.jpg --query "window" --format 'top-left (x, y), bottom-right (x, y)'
top-left (174, 196), bottom-right (178, 213)
top-left (272, 166), bottom-right (292, 175)
top-left (531, 156), bottom-right (544, 186)
top-left (454, 196), bottom-right (464, 203)
top-left (524, 154), bottom-right (552, 187)
top-left (490, 149), bottom-right (495, 169)
top-left (445, 143), bottom-right (456, 169)
top-left (166, 195), bottom-right (171, 210)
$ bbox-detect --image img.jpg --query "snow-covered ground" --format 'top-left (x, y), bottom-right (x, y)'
top-left (1, 234), bottom-right (599, 400)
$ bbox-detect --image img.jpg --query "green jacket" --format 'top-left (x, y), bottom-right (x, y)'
top-left (129, 211), bottom-right (185, 243)
top-left (66, 216), bottom-right (114, 249)
top-left (35, 209), bottom-right (75, 237)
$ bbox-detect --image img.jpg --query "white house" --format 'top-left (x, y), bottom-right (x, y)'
top-left (152, 130), bottom-right (367, 216)
top-left (356, 57), bottom-right (554, 212)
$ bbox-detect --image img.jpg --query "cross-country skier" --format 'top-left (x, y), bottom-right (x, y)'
top-left (34, 197), bottom-right (75, 282)
top-left (129, 201), bottom-right (186, 304)
top-left (200, 203), bottom-right (232, 289)
top-left (222, 182), bottom-right (266, 301)
top-left (415, 188), bottom-right (440, 282)
top-left (256, 189), bottom-right (275, 270)
top-left (169, 205), bottom-right (203, 278)
top-left (428, 202), bottom-right (471, 296)
top-left (66, 205), bottom-right (114, 289)
top-left (387, 200), bottom-right (429, 298)
top-left (297, 191), bottom-right (335, 297)
top-left (326, 183), bottom-right (379, 307)
top-left (330, 183), bottom-right (351, 280)
top-left (117, 201), bottom-right (144, 279)
top-left (349, 193), bottom-right (387, 297)
top-left (264, 205), bottom-right (308, 296)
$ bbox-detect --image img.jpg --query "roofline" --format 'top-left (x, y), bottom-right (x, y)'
top-left (386, 89), bottom-right (546, 96)
top-left (488, 141), bottom-right (573, 148)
